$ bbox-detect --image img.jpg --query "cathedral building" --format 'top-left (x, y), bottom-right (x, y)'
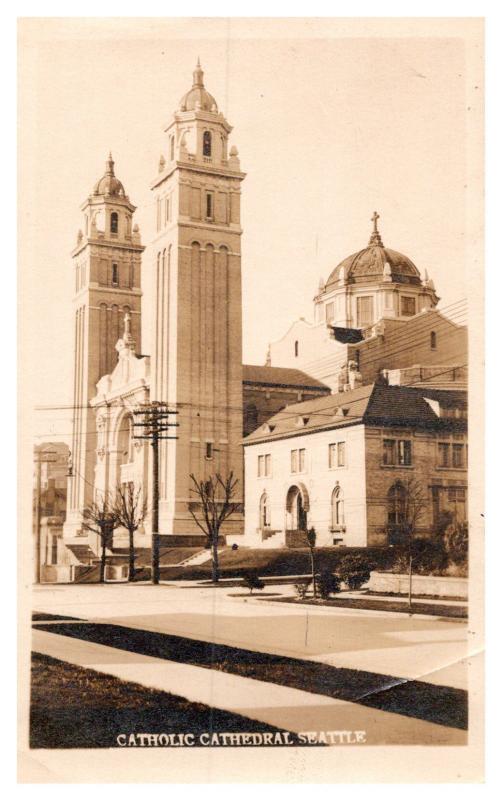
top-left (54, 61), bottom-right (467, 568)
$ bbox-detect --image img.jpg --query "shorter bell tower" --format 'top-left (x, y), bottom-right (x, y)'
top-left (64, 155), bottom-right (144, 539)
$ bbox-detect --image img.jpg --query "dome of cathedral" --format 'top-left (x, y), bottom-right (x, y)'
top-left (324, 213), bottom-right (422, 290)
top-left (179, 59), bottom-right (218, 113)
top-left (93, 154), bottom-right (126, 198)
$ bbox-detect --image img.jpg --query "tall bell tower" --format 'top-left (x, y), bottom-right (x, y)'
top-left (151, 61), bottom-right (245, 537)
top-left (64, 155), bottom-right (144, 538)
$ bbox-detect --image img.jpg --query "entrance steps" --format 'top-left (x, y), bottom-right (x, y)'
top-left (177, 548), bottom-right (225, 567)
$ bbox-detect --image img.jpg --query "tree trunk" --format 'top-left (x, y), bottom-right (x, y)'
top-left (408, 553), bottom-right (413, 610)
top-left (309, 547), bottom-right (317, 598)
top-left (212, 530), bottom-right (220, 583)
top-left (128, 528), bottom-right (136, 582)
top-left (99, 536), bottom-right (106, 584)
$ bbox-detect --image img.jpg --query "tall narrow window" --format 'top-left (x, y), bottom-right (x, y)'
top-left (438, 442), bottom-right (450, 467)
top-left (325, 302), bottom-right (335, 323)
top-left (205, 442), bottom-right (213, 460)
top-left (294, 340), bottom-right (299, 357)
top-left (164, 197), bottom-right (169, 225)
top-left (356, 296), bottom-right (374, 327)
top-left (431, 331), bottom-right (437, 350)
top-left (290, 450), bottom-right (298, 473)
top-left (206, 193), bottom-right (213, 219)
top-left (383, 439), bottom-right (396, 466)
top-left (203, 130), bottom-right (212, 157)
top-left (388, 482), bottom-right (407, 525)
top-left (331, 487), bottom-right (344, 527)
top-left (112, 263), bottom-right (119, 286)
top-left (170, 135), bottom-right (175, 161)
top-left (110, 212), bottom-right (118, 234)
top-left (298, 448), bottom-right (306, 472)
top-left (337, 441), bottom-right (346, 467)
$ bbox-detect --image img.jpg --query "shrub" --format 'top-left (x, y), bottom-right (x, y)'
top-left (241, 570), bottom-right (265, 595)
top-left (444, 522), bottom-right (468, 566)
top-left (336, 554), bottom-right (372, 590)
top-left (294, 580), bottom-right (311, 600)
top-left (316, 570), bottom-right (341, 600)
top-left (391, 539), bottom-right (448, 576)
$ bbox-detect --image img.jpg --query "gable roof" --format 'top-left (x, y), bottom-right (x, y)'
top-left (242, 364), bottom-right (330, 392)
top-left (244, 384), bottom-right (374, 444)
top-left (243, 383), bottom-right (467, 445)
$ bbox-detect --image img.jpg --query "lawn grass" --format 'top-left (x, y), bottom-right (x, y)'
top-left (265, 596), bottom-right (467, 619)
top-left (160, 546), bottom-right (393, 581)
top-left (30, 652), bottom-right (290, 749)
top-left (35, 621), bottom-right (468, 731)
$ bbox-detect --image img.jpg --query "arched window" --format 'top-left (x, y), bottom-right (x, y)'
top-left (259, 492), bottom-right (269, 528)
top-left (110, 212), bottom-right (118, 234)
top-left (170, 135), bottom-right (175, 161)
top-left (117, 414), bottom-right (134, 465)
top-left (388, 482), bottom-right (407, 526)
top-left (294, 340), bottom-right (299, 357)
top-left (430, 331), bottom-right (437, 350)
top-left (331, 486), bottom-right (344, 527)
top-left (203, 130), bottom-right (212, 157)
top-left (112, 263), bottom-right (119, 286)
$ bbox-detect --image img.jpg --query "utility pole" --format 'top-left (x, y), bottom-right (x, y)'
top-left (33, 449), bottom-right (57, 584)
top-left (133, 402), bottom-right (178, 584)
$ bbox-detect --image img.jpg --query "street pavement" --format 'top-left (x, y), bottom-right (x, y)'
top-left (32, 582), bottom-right (469, 690)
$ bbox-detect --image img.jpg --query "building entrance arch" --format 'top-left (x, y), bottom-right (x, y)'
top-left (285, 483), bottom-right (309, 531)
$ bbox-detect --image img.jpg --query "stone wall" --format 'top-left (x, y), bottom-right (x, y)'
top-left (368, 570), bottom-right (468, 599)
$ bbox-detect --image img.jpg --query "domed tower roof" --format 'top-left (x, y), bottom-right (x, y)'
top-left (325, 212), bottom-right (422, 291)
top-left (93, 153), bottom-right (127, 198)
top-left (179, 58), bottom-right (218, 113)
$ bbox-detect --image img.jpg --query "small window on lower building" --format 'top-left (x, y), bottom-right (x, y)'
top-left (291, 450), bottom-right (298, 473)
top-left (438, 442), bottom-right (450, 467)
top-left (112, 263), bottom-right (119, 285)
top-left (205, 442), bottom-right (213, 460)
top-left (298, 448), bottom-right (306, 472)
top-left (383, 439), bottom-right (396, 466)
top-left (452, 444), bottom-right (464, 468)
top-left (337, 441), bottom-right (346, 467)
top-left (431, 331), bottom-right (437, 350)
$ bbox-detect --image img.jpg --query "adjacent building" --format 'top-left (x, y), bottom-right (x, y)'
top-left (243, 383), bottom-right (467, 548)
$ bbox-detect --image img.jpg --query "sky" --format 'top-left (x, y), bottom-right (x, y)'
top-left (19, 18), bottom-right (480, 445)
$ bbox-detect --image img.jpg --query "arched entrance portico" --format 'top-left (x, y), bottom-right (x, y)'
top-left (285, 483), bottom-right (310, 532)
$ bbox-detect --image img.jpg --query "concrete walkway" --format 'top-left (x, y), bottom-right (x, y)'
top-left (32, 627), bottom-right (466, 746)
top-left (32, 583), bottom-right (469, 691)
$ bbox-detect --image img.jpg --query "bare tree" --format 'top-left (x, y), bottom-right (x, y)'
top-left (82, 495), bottom-right (120, 583)
top-left (113, 483), bottom-right (148, 581)
top-left (399, 477), bottom-right (428, 609)
top-left (188, 472), bottom-right (243, 583)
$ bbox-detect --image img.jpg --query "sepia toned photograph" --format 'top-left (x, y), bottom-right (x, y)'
top-left (18, 16), bottom-right (484, 783)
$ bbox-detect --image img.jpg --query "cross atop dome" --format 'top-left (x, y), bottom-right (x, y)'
top-left (368, 210), bottom-right (384, 247)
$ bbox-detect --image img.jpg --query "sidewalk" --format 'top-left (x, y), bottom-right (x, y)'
top-left (32, 627), bottom-right (466, 746)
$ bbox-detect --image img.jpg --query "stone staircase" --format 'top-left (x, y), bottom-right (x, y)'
top-left (177, 548), bottom-right (225, 567)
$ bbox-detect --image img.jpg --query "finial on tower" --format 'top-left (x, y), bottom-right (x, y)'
top-left (106, 152), bottom-right (115, 176)
top-left (193, 58), bottom-right (204, 87)
top-left (368, 210), bottom-right (383, 246)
